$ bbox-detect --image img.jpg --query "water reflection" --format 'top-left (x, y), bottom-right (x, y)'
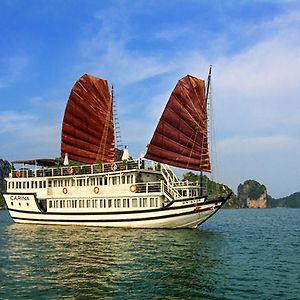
top-left (1, 212), bottom-right (225, 299)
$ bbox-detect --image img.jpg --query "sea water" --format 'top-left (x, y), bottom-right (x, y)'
top-left (0, 209), bottom-right (299, 299)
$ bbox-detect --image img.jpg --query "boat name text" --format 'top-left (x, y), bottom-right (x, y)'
top-left (10, 196), bottom-right (30, 201)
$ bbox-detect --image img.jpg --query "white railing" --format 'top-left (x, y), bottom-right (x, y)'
top-left (11, 159), bottom-right (161, 179)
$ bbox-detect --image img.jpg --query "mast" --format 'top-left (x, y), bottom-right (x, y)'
top-left (112, 85), bottom-right (123, 150)
top-left (200, 65), bottom-right (212, 196)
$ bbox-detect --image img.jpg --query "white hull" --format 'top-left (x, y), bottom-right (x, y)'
top-left (4, 193), bottom-right (226, 229)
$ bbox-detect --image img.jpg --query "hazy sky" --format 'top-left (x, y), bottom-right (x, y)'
top-left (0, 0), bottom-right (299, 197)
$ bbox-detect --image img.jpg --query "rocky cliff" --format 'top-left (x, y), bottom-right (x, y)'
top-left (237, 180), bottom-right (268, 208)
top-left (0, 159), bottom-right (10, 208)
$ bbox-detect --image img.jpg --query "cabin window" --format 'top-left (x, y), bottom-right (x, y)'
top-left (94, 199), bottom-right (98, 208)
top-left (48, 181), bottom-right (52, 188)
top-left (67, 200), bottom-right (71, 208)
top-left (39, 181), bottom-right (43, 188)
top-left (132, 198), bottom-right (138, 208)
top-left (87, 200), bottom-right (91, 208)
top-left (26, 182), bottom-right (29, 189)
top-left (62, 200), bottom-right (65, 208)
top-left (116, 199), bottom-right (121, 208)
top-left (182, 190), bottom-right (187, 197)
top-left (79, 200), bottom-right (83, 208)
top-left (99, 199), bottom-right (104, 208)
top-left (60, 200), bottom-right (63, 208)
top-left (86, 179), bottom-right (90, 186)
top-left (143, 198), bottom-right (147, 207)
top-left (122, 176), bottom-right (126, 184)
top-left (189, 190), bottom-right (196, 197)
top-left (150, 198), bottom-right (155, 207)
top-left (104, 177), bottom-right (108, 185)
top-left (8, 182), bottom-right (10, 189)
top-left (23, 182), bottom-right (26, 189)
top-left (49, 200), bottom-right (53, 208)
top-left (43, 181), bottom-right (46, 188)
top-left (112, 177), bottom-right (117, 185)
top-left (108, 199), bottom-right (112, 208)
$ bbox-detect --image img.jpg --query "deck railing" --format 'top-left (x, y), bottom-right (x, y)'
top-left (10, 159), bottom-right (160, 179)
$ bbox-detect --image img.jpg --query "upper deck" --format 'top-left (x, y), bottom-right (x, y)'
top-left (8, 159), bottom-right (159, 179)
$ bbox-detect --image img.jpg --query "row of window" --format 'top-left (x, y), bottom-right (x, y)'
top-left (9, 180), bottom-right (46, 189)
top-left (48, 197), bottom-right (159, 209)
top-left (8, 174), bottom-right (136, 190)
top-left (50, 175), bottom-right (135, 187)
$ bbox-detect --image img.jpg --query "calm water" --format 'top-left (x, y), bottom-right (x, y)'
top-left (0, 209), bottom-right (299, 300)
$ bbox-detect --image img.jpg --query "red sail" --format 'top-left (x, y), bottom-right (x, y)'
top-left (145, 75), bottom-right (210, 172)
top-left (61, 74), bottom-right (115, 164)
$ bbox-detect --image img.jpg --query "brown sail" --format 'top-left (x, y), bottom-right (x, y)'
top-left (145, 74), bottom-right (210, 172)
top-left (61, 74), bottom-right (115, 164)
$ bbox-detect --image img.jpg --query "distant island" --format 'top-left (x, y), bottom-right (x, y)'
top-left (180, 172), bottom-right (300, 209)
top-left (0, 159), bottom-right (299, 209)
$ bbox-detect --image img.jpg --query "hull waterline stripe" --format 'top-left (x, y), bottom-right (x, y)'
top-left (11, 205), bottom-right (222, 223)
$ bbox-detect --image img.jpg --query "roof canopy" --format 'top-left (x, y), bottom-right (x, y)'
top-left (12, 159), bottom-right (60, 167)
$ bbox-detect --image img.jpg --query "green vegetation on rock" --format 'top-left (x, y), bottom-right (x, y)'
top-left (0, 159), bottom-right (10, 208)
top-left (268, 192), bottom-right (300, 208)
top-left (182, 172), bottom-right (238, 208)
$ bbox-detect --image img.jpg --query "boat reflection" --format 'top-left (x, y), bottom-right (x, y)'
top-left (4, 222), bottom-right (226, 299)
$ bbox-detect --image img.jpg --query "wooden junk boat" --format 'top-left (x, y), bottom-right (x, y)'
top-left (3, 68), bottom-right (230, 228)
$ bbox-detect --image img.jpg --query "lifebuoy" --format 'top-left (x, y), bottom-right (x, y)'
top-left (63, 187), bottom-right (68, 194)
top-left (16, 170), bottom-right (21, 178)
top-left (130, 185), bottom-right (137, 193)
top-left (111, 163), bottom-right (117, 171)
top-left (94, 186), bottom-right (100, 194)
top-left (67, 167), bottom-right (74, 175)
top-left (194, 204), bottom-right (201, 213)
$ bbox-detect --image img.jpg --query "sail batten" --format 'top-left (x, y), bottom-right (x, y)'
top-left (61, 74), bottom-right (115, 164)
top-left (145, 74), bottom-right (210, 172)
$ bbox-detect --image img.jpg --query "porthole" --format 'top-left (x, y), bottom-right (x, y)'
top-left (27, 203), bottom-right (29, 206)
top-left (11, 202), bottom-right (13, 206)
top-left (19, 202), bottom-right (21, 206)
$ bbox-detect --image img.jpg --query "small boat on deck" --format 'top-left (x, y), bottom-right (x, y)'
top-left (3, 67), bottom-right (230, 228)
